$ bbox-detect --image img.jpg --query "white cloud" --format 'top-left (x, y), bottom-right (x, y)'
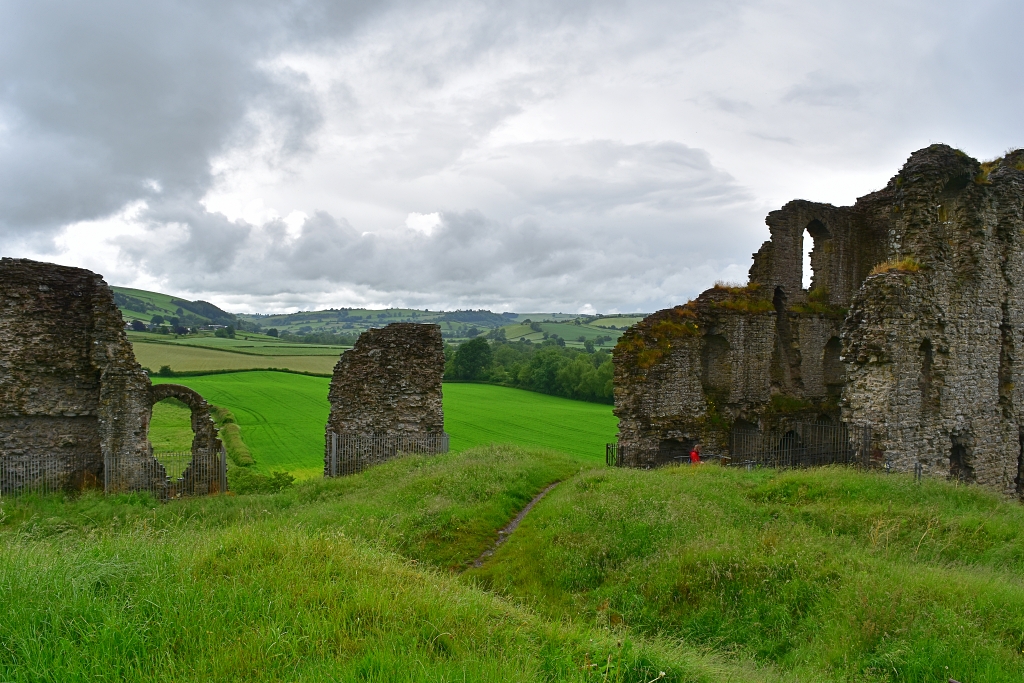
top-left (1, 0), bottom-right (1021, 313)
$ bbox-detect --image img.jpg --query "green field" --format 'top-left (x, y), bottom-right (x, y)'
top-left (128, 331), bottom-right (347, 356)
top-left (151, 373), bottom-right (617, 479)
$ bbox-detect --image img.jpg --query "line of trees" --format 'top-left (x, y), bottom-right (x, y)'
top-left (445, 337), bottom-right (614, 404)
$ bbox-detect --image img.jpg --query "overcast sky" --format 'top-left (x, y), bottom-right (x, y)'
top-left (1, 1), bottom-right (1020, 314)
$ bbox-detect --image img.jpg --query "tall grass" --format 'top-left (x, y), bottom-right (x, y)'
top-left (0, 447), bottom-right (782, 682)
top-left (471, 464), bottom-right (1024, 682)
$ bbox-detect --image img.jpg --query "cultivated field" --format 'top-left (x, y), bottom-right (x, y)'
top-left (151, 373), bottom-right (617, 479)
top-left (133, 341), bottom-right (340, 375)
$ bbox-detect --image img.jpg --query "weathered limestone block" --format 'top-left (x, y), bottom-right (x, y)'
top-left (324, 323), bottom-right (446, 473)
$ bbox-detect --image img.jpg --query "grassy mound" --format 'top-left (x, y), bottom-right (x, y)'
top-left (470, 464), bottom-right (1024, 682)
top-left (0, 447), bottom-right (775, 682)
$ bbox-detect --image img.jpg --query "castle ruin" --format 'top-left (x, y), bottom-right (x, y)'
top-left (324, 322), bottom-right (447, 475)
top-left (0, 258), bottom-right (222, 497)
top-left (614, 145), bottom-right (1024, 498)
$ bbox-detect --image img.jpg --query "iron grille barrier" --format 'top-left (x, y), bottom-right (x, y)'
top-left (0, 451), bottom-right (99, 499)
top-left (2, 446), bottom-right (227, 500)
top-left (607, 421), bottom-right (872, 471)
top-left (326, 431), bottom-right (450, 477)
top-left (105, 447), bottom-right (228, 499)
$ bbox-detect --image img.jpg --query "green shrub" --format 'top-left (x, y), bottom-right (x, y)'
top-left (228, 468), bottom-right (295, 494)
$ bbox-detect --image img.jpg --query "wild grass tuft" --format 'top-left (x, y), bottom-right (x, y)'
top-left (869, 257), bottom-right (921, 276)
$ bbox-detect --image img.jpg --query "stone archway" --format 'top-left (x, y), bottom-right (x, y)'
top-left (148, 384), bottom-right (223, 495)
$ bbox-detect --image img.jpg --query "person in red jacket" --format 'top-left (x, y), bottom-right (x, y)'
top-left (689, 444), bottom-right (701, 464)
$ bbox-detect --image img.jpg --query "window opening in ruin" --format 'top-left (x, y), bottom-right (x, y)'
top-left (700, 334), bottom-right (731, 396)
top-left (918, 339), bottom-right (939, 415)
top-left (949, 438), bottom-right (974, 483)
top-left (148, 397), bottom-right (195, 479)
top-left (802, 219), bottom-right (832, 291)
top-left (1017, 429), bottom-right (1024, 496)
top-left (823, 336), bottom-right (843, 390)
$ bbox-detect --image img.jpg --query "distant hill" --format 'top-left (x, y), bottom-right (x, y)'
top-left (112, 286), bottom-right (647, 344)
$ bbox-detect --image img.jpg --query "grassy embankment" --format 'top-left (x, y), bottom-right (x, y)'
top-left (0, 447), bottom-right (775, 683)
top-left (150, 373), bottom-right (617, 479)
top-left (471, 464), bottom-right (1024, 682)
top-left (3, 450), bottom-right (1023, 681)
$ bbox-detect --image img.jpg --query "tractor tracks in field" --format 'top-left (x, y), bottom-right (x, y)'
top-left (470, 481), bottom-right (560, 569)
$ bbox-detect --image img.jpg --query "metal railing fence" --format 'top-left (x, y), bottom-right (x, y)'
top-left (0, 451), bottom-right (100, 499)
top-left (326, 431), bottom-right (450, 477)
top-left (1, 447), bottom-right (227, 500)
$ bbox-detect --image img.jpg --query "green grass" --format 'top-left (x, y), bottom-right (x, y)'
top-left (0, 447), bottom-right (775, 683)
top-left (152, 372), bottom-right (617, 479)
top-left (128, 331), bottom-right (347, 356)
top-left (148, 398), bottom-right (194, 452)
top-left (443, 383), bottom-right (616, 459)
top-left (470, 463), bottom-right (1024, 682)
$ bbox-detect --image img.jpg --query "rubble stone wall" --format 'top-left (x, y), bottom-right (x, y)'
top-left (614, 145), bottom-right (1024, 499)
top-left (324, 323), bottom-right (446, 472)
top-left (0, 258), bottom-right (217, 497)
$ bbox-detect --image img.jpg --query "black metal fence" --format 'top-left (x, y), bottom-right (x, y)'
top-left (326, 431), bottom-right (450, 477)
top-left (607, 421), bottom-right (872, 471)
top-left (0, 447), bottom-right (227, 500)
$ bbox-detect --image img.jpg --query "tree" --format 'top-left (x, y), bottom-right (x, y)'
top-left (267, 328), bottom-right (279, 337)
top-left (452, 337), bottom-right (492, 380)
top-left (151, 315), bottom-right (164, 325)
top-left (131, 320), bottom-right (146, 331)
top-left (584, 339), bottom-right (595, 352)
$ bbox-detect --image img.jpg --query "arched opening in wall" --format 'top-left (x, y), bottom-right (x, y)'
top-left (823, 336), bottom-right (844, 394)
top-left (701, 334), bottom-right (731, 398)
top-left (802, 219), bottom-right (832, 292)
top-left (918, 339), bottom-right (939, 415)
top-left (778, 429), bottom-right (805, 466)
top-left (148, 397), bottom-right (196, 480)
top-left (949, 436), bottom-right (974, 483)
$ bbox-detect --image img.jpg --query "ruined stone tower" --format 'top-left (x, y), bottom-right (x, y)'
top-left (0, 258), bottom-right (222, 496)
top-left (324, 322), bottom-right (446, 474)
top-left (614, 145), bottom-right (1024, 498)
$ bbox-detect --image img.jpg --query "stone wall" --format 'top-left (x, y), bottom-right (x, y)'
top-left (614, 145), bottom-right (1024, 498)
top-left (0, 258), bottom-right (218, 497)
top-left (324, 323), bottom-right (446, 473)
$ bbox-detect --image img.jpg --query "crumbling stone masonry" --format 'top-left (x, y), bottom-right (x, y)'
top-left (324, 323), bottom-right (446, 474)
top-left (0, 258), bottom-right (222, 497)
top-left (614, 145), bottom-right (1024, 499)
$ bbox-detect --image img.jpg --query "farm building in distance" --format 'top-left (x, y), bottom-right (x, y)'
top-left (324, 322), bottom-right (448, 475)
top-left (614, 144), bottom-right (1024, 499)
top-left (0, 258), bottom-right (224, 497)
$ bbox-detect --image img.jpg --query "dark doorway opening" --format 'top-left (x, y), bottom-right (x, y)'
top-left (949, 438), bottom-right (974, 483)
top-left (657, 438), bottom-right (695, 466)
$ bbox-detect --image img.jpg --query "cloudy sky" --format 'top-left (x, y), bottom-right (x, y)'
top-left (1, 1), bottom-right (1020, 314)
